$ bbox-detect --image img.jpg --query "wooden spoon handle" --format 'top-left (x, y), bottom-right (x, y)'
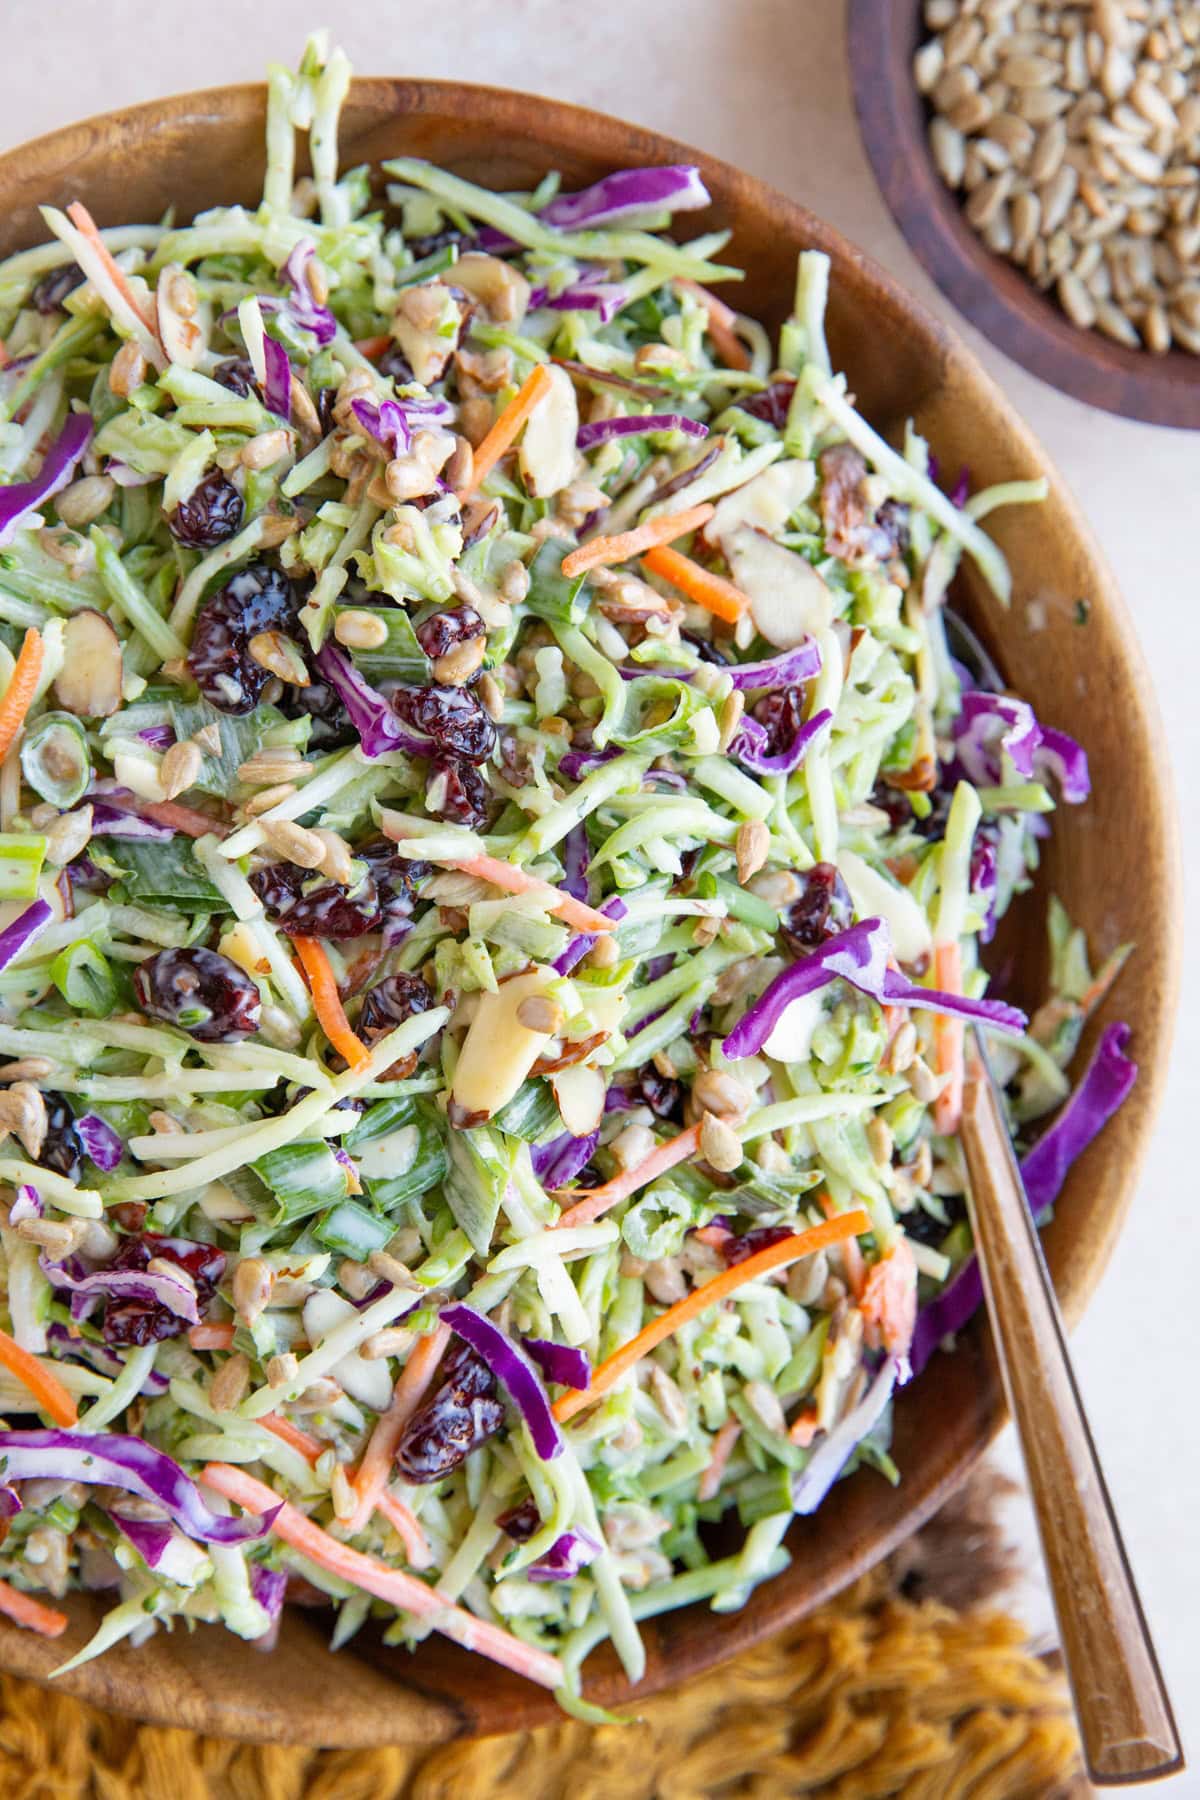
top-left (961, 1043), bottom-right (1183, 1785)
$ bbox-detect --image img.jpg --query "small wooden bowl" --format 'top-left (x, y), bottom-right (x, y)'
top-left (0, 79), bottom-right (1181, 1746)
top-left (847, 0), bottom-right (1200, 429)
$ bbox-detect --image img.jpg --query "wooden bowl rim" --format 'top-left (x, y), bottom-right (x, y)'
top-left (0, 72), bottom-right (1182, 1746)
top-left (846, 0), bottom-right (1200, 430)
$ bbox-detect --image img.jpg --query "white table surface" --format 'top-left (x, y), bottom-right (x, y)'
top-left (1, 0), bottom-right (1196, 1769)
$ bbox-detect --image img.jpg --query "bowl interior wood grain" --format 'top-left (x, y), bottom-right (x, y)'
top-left (846, 0), bottom-right (1200, 429)
top-left (0, 79), bottom-right (1180, 1747)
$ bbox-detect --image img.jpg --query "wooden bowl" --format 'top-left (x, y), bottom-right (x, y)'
top-left (846, 0), bottom-right (1200, 429)
top-left (0, 79), bottom-right (1181, 1747)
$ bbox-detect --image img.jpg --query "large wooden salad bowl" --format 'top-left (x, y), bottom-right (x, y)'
top-left (0, 80), bottom-right (1180, 1745)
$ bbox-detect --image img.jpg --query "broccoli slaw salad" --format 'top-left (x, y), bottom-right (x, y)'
top-left (0, 35), bottom-right (1138, 1709)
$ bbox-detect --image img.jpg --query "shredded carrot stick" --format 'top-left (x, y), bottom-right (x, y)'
top-left (292, 937), bottom-right (370, 1071)
top-left (0, 630), bottom-right (43, 770)
top-left (554, 1123), bottom-right (702, 1231)
top-left (698, 1418), bottom-right (741, 1502)
top-left (0, 1576), bottom-right (68, 1638)
top-left (859, 1237), bottom-right (918, 1357)
top-left (0, 1327), bottom-right (77, 1427)
top-left (65, 203), bottom-right (161, 344)
top-left (932, 942), bottom-right (964, 1134)
top-left (676, 279), bottom-right (752, 372)
top-left (788, 1405), bottom-right (819, 1448)
top-left (345, 1322), bottom-right (451, 1535)
top-left (821, 1194), bottom-right (866, 1299)
top-left (353, 335), bottom-right (392, 360)
top-left (451, 853), bottom-right (615, 936)
top-left (459, 363), bottom-right (553, 499)
top-left (560, 502), bottom-right (715, 579)
top-left (260, 1414), bottom-right (433, 1567)
top-left (374, 1488), bottom-right (434, 1571)
top-left (260, 1413), bottom-right (324, 1463)
top-left (201, 1461), bottom-right (563, 1690)
top-left (0, 339), bottom-right (9, 370)
top-left (187, 1323), bottom-right (235, 1351)
top-left (553, 1210), bottom-right (870, 1423)
top-left (641, 544), bottom-right (749, 623)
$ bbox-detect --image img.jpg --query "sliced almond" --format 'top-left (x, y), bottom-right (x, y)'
top-left (54, 609), bottom-right (123, 717)
top-left (451, 968), bottom-right (559, 1121)
top-left (705, 457), bottom-right (816, 545)
top-left (155, 264), bottom-right (204, 370)
top-left (518, 364), bottom-right (579, 498)
top-left (724, 528), bottom-right (832, 648)
top-left (837, 848), bottom-right (932, 964)
top-left (550, 1062), bottom-right (606, 1137)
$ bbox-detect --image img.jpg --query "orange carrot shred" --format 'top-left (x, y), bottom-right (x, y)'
top-left (560, 502), bottom-right (715, 579)
top-left (553, 1209), bottom-right (870, 1423)
top-left (353, 335), bottom-right (392, 360)
top-left (201, 1461), bottom-right (563, 1689)
top-left (187, 1323), bottom-right (235, 1351)
top-left (292, 937), bottom-right (370, 1070)
top-left (0, 630), bottom-right (43, 770)
top-left (459, 363), bottom-right (553, 499)
top-left (451, 852), bottom-right (615, 935)
top-left (260, 1414), bottom-right (433, 1567)
top-left (698, 1417), bottom-right (741, 1502)
top-left (260, 1413), bottom-right (324, 1463)
top-left (554, 1123), bottom-right (702, 1231)
top-left (345, 1323), bottom-right (450, 1535)
top-left (859, 1237), bottom-right (918, 1358)
top-left (676, 279), bottom-right (751, 371)
top-left (0, 1327), bottom-right (77, 1427)
top-left (821, 1193), bottom-right (866, 1299)
top-left (0, 1576), bottom-right (68, 1638)
top-left (932, 942), bottom-right (965, 1134)
top-left (641, 544), bottom-right (749, 623)
top-left (64, 202), bottom-right (162, 347)
top-left (788, 1406), bottom-right (819, 1448)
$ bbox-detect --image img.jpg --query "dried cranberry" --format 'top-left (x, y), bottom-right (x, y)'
top-left (358, 972), bottom-right (435, 1040)
top-left (779, 864), bottom-right (854, 956)
top-left (37, 1092), bottom-right (83, 1183)
top-left (414, 605), bottom-right (485, 661)
top-left (405, 228), bottom-right (464, 259)
top-left (818, 444), bottom-right (903, 567)
top-left (249, 861), bottom-right (381, 940)
top-left (356, 840), bottom-right (427, 930)
top-left (375, 345), bottom-right (414, 384)
top-left (187, 563), bottom-right (299, 714)
top-left (608, 1069), bottom-right (682, 1121)
top-left (279, 674), bottom-right (357, 749)
top-left (903, 1194), bottom-right (967, 1249)
top-left (169, 469), bottom-right (245, 549)
top-left (429, 754), bottom-right (491, 829)
top-left (133, 947), bottom-right (261, 1041)
top-left (870, 780), bottom-right (914, 833)
top-left (395, 1345), bottom-right (505, 1483)
top-left (32, 262), bottom-right (85, 314)
top-left (682, 631), bottom-right (730, 666)
top-left (723, 1224), bottom-right (797, 1266)
top-left (876, 498), bottom-right (911, 558)
top-left (497, 1497), bottom-right (541, 1541)
top-left (737, 377), bottom-right (796, 429)
top-left (391, 684), bottom-right (496, 764)
top-left (213, 357), bottom-right (257, 397)
top-left (911, 785), bottom-right (954, 843)
top-left (750, 687), bottom-right (808, 762)
top-left (102, 1232), bottom-right (225, 1347)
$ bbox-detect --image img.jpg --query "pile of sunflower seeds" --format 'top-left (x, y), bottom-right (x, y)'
top-left (916, 0), bottom-right (1200, 355)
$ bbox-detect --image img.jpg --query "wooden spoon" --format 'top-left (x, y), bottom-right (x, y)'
top-left (961, 1031), bottom-right (1184, 1785)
